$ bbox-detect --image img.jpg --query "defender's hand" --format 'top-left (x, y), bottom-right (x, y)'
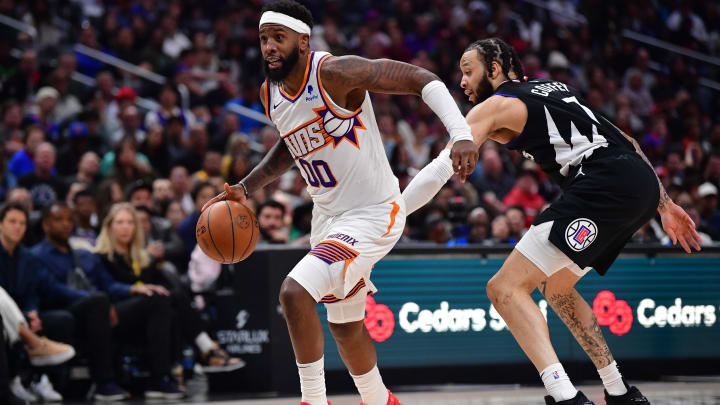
top-left (450, 140), bottom-right (479, 183)
top-left (660, 201), bottom-right (702, 253)
top-left (201, 183), bottom-right (247, 213)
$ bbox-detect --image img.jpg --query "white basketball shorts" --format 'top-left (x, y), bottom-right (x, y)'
top-left (287, 198), bottom-right (406, 324)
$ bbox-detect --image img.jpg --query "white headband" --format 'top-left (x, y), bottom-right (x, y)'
top-left (259, 11), bottom-right (311, 35)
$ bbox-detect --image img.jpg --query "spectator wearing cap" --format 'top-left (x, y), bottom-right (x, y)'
top-left (25, 87), bottom-right (61, 142)
top-left (18, 142), bottom-right (66, 209)
top-left (56, 122), bottom-right (94, 177)
top-left (502, 169), bottom-right (546, 223)
top-left (697, 182), bottom-right (720, 240)
top-left (103, 86), bottom-right (138, 140)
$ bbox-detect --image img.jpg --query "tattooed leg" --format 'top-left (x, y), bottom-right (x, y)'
top-left (486, 249), bottom-right (560, 371)
top-left (542, 270), bottom-right (615, 369)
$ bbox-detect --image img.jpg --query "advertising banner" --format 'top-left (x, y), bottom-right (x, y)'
top-left (317, 254), bottom-right (720, 370)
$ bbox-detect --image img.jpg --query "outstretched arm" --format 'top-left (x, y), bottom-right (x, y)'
top-left (404, 96), bottom-right (526, 215)
top-left (321, 56), bottom-right (477, 176)
top-left (618, 130), bottom-right (702, 252)
top-left (321, 55), bottom-right (438, 95)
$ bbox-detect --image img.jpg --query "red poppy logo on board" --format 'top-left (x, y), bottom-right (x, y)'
top-left (593, 290), bottom-right (633, 336)
top-left (364, 296), bottom-right (395, 342)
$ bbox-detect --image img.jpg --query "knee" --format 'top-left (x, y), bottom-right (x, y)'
top-left (328, 321), bottom-right (363, 344)
top-left (278, 277), bottom-right (314, 317)
top-left (486, 274), bottom-right (513, 307)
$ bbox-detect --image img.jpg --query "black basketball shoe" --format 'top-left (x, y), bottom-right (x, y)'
top-left (544, 391), bottom-right (594, 405)
top-left (604, 379), bottom-right (650, 404)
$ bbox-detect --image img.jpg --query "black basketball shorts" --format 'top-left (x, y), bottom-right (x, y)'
top-left (521, 150), bottom-right (659, 276)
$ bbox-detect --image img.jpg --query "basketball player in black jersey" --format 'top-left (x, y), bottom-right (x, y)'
top-left (449, 38), bottom-right (702, 405)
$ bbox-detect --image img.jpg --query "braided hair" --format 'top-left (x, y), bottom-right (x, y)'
top-left (465, 38), bottom-right (525, 80)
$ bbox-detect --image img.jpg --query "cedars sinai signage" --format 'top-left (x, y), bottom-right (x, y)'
top-left (318, 254), bottom-right (720, 370)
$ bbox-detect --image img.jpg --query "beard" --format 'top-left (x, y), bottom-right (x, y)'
top-left (473, 74), bottom-right (495, 105)
top-left (263, 46), bottom-right (300, 84)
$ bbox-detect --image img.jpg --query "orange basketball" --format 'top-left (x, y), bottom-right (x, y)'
top-left (195, 200), bottom-right (260, 264)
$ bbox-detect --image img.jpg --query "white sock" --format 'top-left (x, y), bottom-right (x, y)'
top-left (598, 361), bottom-right (627, 396)
top-left (195, 332), bottom-right (215, 354)
top-left (350, 365), bottom-right (389, 405)
top-left (540, 363), bottom-right (577, 402)
top-left (298, 357), bottom-right (327, 405)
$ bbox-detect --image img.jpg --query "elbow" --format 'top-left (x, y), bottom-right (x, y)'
top-left (419, 70), bottom-right (441, 90)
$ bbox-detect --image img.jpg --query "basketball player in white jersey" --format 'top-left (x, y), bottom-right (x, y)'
top-left (203, 1), bottom-right (476, 404)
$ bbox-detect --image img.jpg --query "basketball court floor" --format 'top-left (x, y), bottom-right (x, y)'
top-left (66, 380), bottom-right (720, 404)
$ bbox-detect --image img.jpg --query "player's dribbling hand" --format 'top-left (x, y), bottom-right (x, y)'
top-left (660, 200), bottom-right (703, 253)
top-left (201, 182), bottom-right (247, 213)
top-left (450, 140), bottom-right (479, 182)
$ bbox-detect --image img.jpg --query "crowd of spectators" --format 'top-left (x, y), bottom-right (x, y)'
top-left (0, 0), bottom-right (720, 402)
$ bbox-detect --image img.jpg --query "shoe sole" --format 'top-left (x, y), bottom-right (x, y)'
top-left (94, 393), bottom-right (129, 401)
top-left (200, 360), bottom-right (247, 373)
top-left (34, 394), bottom-right (62, 402)
top-left (145, 391), bottom-right (187, 400)
top-left (29, 347), bottom-right (76, 366)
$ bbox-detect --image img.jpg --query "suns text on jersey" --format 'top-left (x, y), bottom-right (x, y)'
top-left (282, 116), bottom-right (329, 159)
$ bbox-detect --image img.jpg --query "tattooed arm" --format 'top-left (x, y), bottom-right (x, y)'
top-left (320, 55), bottom-right (439, 100)
top-left (619, 131), bottom-right (671, 212)
top-left (619, 131), bottom-right (702, 252)
top-left (201, 83), bottom-right (295, 211)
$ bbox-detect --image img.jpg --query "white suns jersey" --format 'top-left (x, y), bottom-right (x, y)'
top-left (264, 51), bottom-right (399, 216)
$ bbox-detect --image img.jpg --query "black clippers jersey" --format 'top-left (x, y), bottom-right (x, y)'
top-left (496, 79), bottom-right (635, 185)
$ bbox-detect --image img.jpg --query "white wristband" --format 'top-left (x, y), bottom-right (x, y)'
top-left (421, 80), bottom-right (473, 144)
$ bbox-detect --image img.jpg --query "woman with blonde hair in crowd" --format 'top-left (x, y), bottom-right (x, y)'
top-left (96, 203), bottom-right (243, 379)
top-left (93, 202), bottom-right (184, 399)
